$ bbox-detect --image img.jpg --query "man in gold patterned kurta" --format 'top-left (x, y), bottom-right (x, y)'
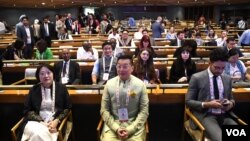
top-left (100, 55), bottom-right (149, 141)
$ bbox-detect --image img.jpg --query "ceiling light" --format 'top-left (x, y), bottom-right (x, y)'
top-left (72, 1), bottom-right (74, 4)
top-left (13, 4), bottom-right (16, 7)
top-left (41, 2), bottom-right (46, 5)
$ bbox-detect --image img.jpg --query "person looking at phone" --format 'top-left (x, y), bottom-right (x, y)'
top-left (186, 48), bottom-right (237, 141)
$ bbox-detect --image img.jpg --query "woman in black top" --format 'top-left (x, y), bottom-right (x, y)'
top-left (170, 46), bottom-right (196, 83)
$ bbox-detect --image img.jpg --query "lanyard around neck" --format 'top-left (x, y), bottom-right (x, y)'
top-left (103, 56), bottom-right (114, 73)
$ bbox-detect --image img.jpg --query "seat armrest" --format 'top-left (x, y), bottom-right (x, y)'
top-left (11, 117), bottom-right (24, 141)
top-left (185, 108), bottom-right (205, 131)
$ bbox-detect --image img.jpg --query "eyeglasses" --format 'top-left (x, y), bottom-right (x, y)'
top-left (116, 64), bottom-right (131, 70)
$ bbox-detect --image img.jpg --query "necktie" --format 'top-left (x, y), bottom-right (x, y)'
top-left (62, 62), bottom-right (67, 77)
top-left (213, 75), bottom-right (219, 99)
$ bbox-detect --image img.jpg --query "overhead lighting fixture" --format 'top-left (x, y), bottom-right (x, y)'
top-left (146, 1), bottom-right (148, 3)
top-left (100, 0), bottom-right (103, 2)
top-left (13, 4), bottom-right (16, 7)
top-left (41, 2), bottom-right (46, 6)
top-left (177, 1), bottom-right (179, 4)
top-left (114, 1), bottom-right (117, 4)
top-left (35, 4), bottom-right (37, 7)
top-left (72, 1), bottom-right (74, 4)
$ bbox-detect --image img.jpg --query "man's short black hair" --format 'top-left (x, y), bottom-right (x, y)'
top-left (226, 37), bottom-right (235, 43)
top-left (209, 48), bottom-right (228, 63)
top-left (117, 55), bottom-right (133, 65)
top-left (102, 41), bottom-right (112, 50)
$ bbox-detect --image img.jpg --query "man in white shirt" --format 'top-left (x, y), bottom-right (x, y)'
top-left (77, 41), bottom-right (98, 60)
top-left (216, 30), bottom-right (227, 47)
top-left (0, 21), bottom-right (6, 34)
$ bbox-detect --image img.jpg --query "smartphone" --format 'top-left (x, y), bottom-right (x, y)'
top-left (222, 100), bottom-right (230, 106)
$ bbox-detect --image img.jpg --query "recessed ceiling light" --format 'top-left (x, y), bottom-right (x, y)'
top-left (41, 2), bottom-right (46, 5)
top-left (72, 1), bottom-right (74, 4)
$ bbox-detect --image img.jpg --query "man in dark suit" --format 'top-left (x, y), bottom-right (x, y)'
top-left (40, 16), bottom-right (56, 47)
top-left (65, 13), bottom-right (74, 33)
top-left (151, 16), bottom-right (164, 38)
top-left (54, 48), bottom-right (81, 85)
top-left (16, 16), bottom-right (35, 59)
top-left (170, 31), bottom-right (185, 47)
top-left (222, 37), bottom-right (244, 57)
top-left (186, 48), bottom-right (237, 141)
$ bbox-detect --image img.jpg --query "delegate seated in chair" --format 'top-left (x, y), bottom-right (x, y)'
top-left (185, 48), bottom-right (243, 141)
top-left (100, 55), bottom-right (149, 141)
top-left (17, 64), bottom-right (72, 141)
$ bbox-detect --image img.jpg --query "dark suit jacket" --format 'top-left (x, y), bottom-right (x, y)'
top-left (54, 60), bottom-right (81, 84)
top-left (222, 46), bottom-right (244, 57)
top-left (20, 82), bottom-right (72, 140)
top-left (16, 25), bottom-right (35, 46)
top-left (170, 39), bottom-right (184, 46)
top-left (185, 69), bottom-right (235, 127)
top-left (40, 23), bottom-right (56, 39)
top-left (151, 22), bottom-right (164, 38)
top-left (23, 82), bottom-right (72, 121)
top-left (65, 18), bottom-right (74, 31)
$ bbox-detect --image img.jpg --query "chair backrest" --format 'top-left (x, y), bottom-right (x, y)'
top-left (25, 68), bottom-right (37, 79)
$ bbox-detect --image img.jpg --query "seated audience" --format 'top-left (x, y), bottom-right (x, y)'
top-left (54, 48), bottom-right (81, 84)
top-left (118, 30), bottom-right (135, 47)
top-left (77, 41), bottom-right (98, 60)
top-left (224, 48), bottom-right (248, 83)
top-left (166, 26), bottom-right (176, 40)
top-left (34, 39), bottom-right (53, 60)
top-left (142, 29), bottom-right (156, 46)
top-left (134, 35), bottom-right (156, 58)
top-left (110, 38), bottom-right (124, 57)
top-left (133, 48), bottom-right (160, 84)
top-left (194, 33), bottom-right (204, 46)
top-left (222, 37), bottom-right (243, 57)
top-left (170, 46), bottom-right (196, 83)
top-left (170, 31), bottom-right (185, 47)
top-left (92, 41), bottom-right (117, 85)
top-left (216, 30), bottom-right (227, 46)
top-left (133, 27), bottom-right (143, 40)
top-left (100, 55), bottom-right (148, 141)
top-left (108, 28), bottom-right (120, 41)
top-left (205, 28), bottom-right (218, 46)
top-left (173, 40), bottom-right (198, 58)
top-left (2, 38), bottom-right (25, 60)
top-left (186, 48), bottom-right (237, 141)
top-left (58, 27), bottom-right (73, 40)
top-left (21, 64), bottom-right (72, 141)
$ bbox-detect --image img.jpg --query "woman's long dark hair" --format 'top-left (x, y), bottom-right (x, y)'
top-left (175, 46), bottom-right (193, 71)
top-left (133, 48), bottom-right (157, 82)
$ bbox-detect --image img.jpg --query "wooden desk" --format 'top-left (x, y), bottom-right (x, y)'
top-left (0, 88), bottom-right (249, 104)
